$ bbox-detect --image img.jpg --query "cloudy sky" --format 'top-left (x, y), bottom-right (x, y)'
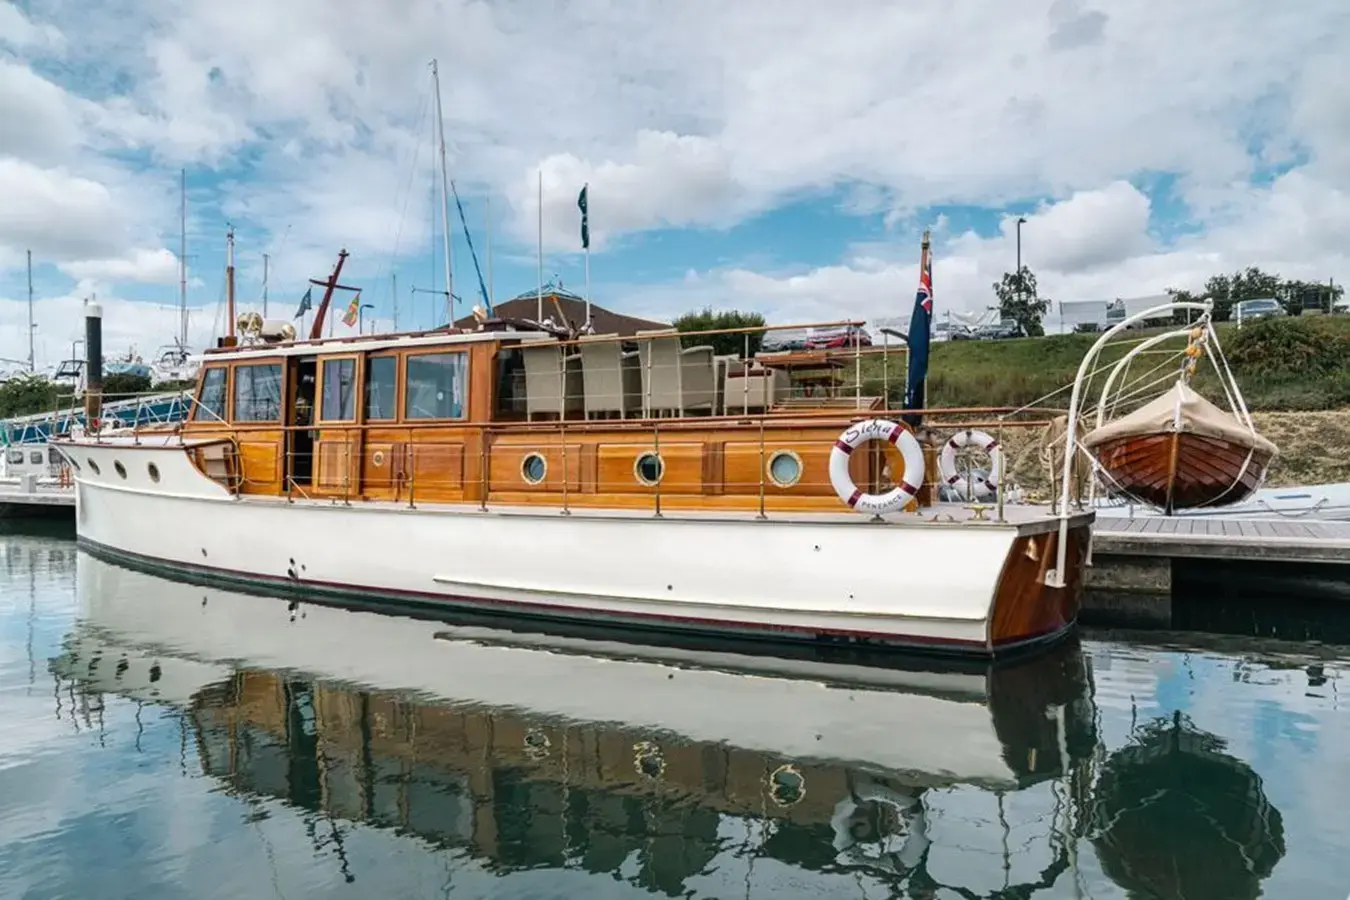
top-left (1, 0), bottom-right (1347, 368)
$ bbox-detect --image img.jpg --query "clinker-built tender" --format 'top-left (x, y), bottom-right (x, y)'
top-left (54, 239), bottom-right (1103, 657)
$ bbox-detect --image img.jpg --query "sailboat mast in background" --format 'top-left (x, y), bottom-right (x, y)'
top-left (180, 169), bottom-right (189, 350)
top-left (26, 249), bottom-right (35, 372)
top-left (430, 58), bottom-right (454, 326)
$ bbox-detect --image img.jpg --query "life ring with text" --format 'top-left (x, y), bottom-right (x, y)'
top-left (829, 419), bottom-right (926, 515)
top-left (829, 782), bottom-right (931, 874)
top-left (938, 428), bottom-right (1003, 498)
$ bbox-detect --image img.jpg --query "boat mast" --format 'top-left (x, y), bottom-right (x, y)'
top-left (180, 169), bottom-right (188, 350)
top-left (26, 249), bottom-right (34, 373)
top-left (430, 59), bottom-right (453, 326)
top-left (536, 169), bottom-right (543, 321)
top-left (225, 227), bottom-right (236, 340)
top-left (262, 253), bottom-right (270, 317)
top-left (486, 196), bottom-right (494, 309)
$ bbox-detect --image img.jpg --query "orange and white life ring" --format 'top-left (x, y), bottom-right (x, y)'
top-left (938, 428), bottom-right (1003, 498)
top-left (829, 419), bottom-right (926, 515)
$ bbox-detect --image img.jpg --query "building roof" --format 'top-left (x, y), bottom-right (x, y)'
top-left (453, 286), bottom-right (670, 337)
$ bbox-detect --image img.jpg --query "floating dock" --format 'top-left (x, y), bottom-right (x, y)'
top-left (1084, 512), bottom-right (1350, 626)
top-left (0, 481), bottom-right (74, 517)
top-left (1094, 513), bottom-right (1350, 563)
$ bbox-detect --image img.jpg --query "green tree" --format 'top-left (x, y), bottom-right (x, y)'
top-left (103, 372), bottom-right (152, 401)
top-left (1280, 278), bottom-right (1345, 314)
top-left (1202, 267), bottom-right (1281, 320)
top-left (672, 307), bottom-right (768, 357)
top-left (0, 375), bottom-right (61, 418)
top-left (992, 266), bottom-right (1050, 336)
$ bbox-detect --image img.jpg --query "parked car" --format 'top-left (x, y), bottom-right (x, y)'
top-left (759, 328), bottom-right (811, 353)
top-left (973, 322), bottom-right (1023, 340)
top-left (805, 324), bottom-right (872, 350)
top-left (1234, 298), bottom-right (1286, 323)
top-left (933, 321), bottom-right (974, 342)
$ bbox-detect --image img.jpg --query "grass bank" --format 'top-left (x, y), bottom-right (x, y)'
top-left (854, 315), bottom-right (1350, 497)
top-left (857, 314), bottom-right (1350, 412)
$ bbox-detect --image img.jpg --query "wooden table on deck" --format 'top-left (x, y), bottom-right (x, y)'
top-left (754, 352), bottom-right (848, 399)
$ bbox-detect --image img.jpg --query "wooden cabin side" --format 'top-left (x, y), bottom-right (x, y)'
top-left (177, 333), bottom-right (933, 513)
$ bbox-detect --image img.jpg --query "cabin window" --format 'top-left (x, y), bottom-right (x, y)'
top-left (193, 366), bottom-right (228, 422)
top-left (6, 450), bottom-right (21, 465)
top-left (320, 358), bottom-right (357, 422)
top-left (495, 347), bottom-right (527, 417)
top-left (233, 363), bottom-right (283, 422)
top-left (404, 352), bottom-right (468, 420)
top-left (30, 450), bottom-right (43, 465)
top-left (364, 356), bottom-right (397, 421)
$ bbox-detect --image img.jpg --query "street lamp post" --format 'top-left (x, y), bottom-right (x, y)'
top-left (1015, 216), bottom-right (1027, 302)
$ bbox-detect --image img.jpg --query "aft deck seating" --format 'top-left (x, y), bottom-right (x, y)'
top-left (723, 360), bottom-right (790, 414)
top-left (576, 333), bottom-right (642, 419)
top-left (634, 329), bottom-right (716, 417)
top-left (521, 340), bottom-right (584, 420)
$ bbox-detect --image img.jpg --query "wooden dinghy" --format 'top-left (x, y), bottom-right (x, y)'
top-left (1082, 380), bottom-right (1277, 513)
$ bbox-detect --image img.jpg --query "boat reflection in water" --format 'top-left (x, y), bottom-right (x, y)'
top-left (1090, 709), bottom-right (1286, 900)
top-left (50, 553), bottom-right (1282, 897)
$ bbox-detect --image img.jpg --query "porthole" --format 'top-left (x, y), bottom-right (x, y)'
top-left (113, 460), bottom-right (127, 480)
top-left (634, 452), bottom-right (664, 486)
top-left (87, 458), bottom-right (100, 475)
top-left (524, 728), bottom-right (551, 760)
top-left (767, 450), bottom-right (803, 488)
top-left (147, 462), bottom-right (161, 483)
top-left (633, 740), bottom-right (666, 779)
top-left (521, 452), bottom-right (547, 485)
top-left (768, 764), bottom-right (806, 807)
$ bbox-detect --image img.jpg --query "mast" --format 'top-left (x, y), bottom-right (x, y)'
top-left (307, 250), bottom-right (355, 340)
top-left (26, 250), bottom-right (34, 372)
top-left (486, 195), bottom-right (496, 311)
top-left (430, 59), bottom-right (453, 326)
top-left (536, 169), bottom-right (544, 321)
top-left (262, 253), bottom-right (269, 317)
top-left (392, 271), bottom-right (398, 332)
top-left (180, 169), bottom-right (188, 349)
top-left (225, 227), bottom-right (236, 340)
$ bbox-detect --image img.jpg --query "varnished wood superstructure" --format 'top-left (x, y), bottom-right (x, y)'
top-left (173, 324), bottom-right (1047, 514)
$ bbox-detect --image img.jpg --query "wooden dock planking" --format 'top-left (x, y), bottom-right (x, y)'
top-left (1094, 513), bottom-right (1350, 565)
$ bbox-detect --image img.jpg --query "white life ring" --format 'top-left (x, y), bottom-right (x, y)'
top-left (830, 782), bottom-right (930, 873)
top-left (938, 428), bottom-right (1003, 498)
top-left (829, 419), bottom-right (926, 515)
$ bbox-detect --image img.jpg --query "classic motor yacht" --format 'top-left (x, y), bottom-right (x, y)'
top-left (53, 236), bottom-right (1102, 657)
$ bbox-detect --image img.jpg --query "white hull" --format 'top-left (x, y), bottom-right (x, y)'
top-left (59, 437), bottom-right (1091, 654)
top-left (59, 552), bottom-right (1094, 790)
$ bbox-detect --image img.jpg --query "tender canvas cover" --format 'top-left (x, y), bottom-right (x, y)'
top-left (1082, 381), bottom-right (1278, 455)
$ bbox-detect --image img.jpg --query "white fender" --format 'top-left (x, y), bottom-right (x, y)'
top-left (828, 419), bottom-right (926, 516)
top-left (938, 428), bottom-right (1004, 499)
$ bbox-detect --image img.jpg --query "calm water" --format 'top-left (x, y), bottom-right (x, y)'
top-left (2, 526), bottom-right (1349, 899)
